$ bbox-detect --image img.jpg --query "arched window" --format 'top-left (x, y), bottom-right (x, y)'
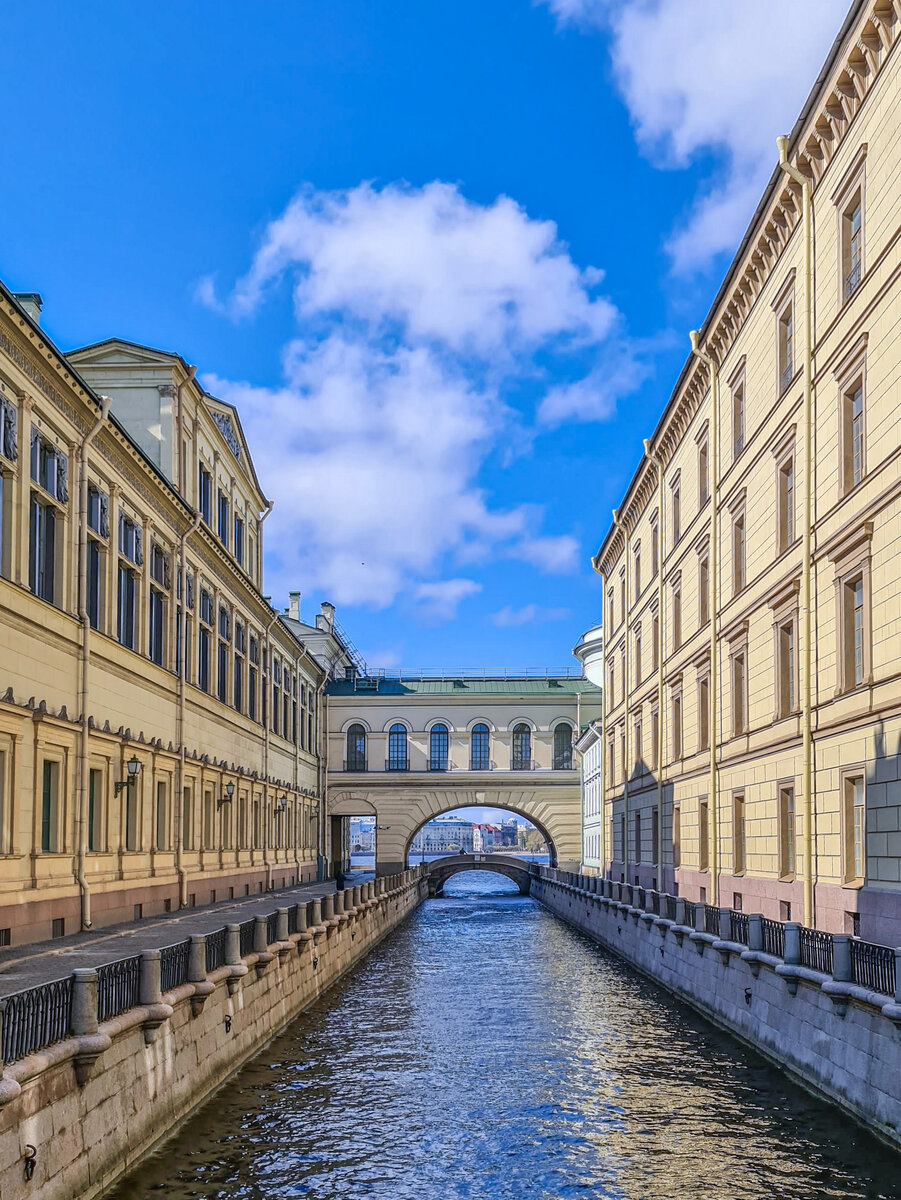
top-left (346, 724), bottom-right (366, 772)
top-left (471, 723), bottom-right (490, 770)
top-left (512, 723), bottom-right (531, 770)
top-left (553, 723), bottom-right (573, 770)
top-left (429, 724), bottom-right (449, 771)
top-left (388, 723), bottom-right (408, 771)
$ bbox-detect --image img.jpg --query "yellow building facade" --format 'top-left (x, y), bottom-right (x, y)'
top-left (593, 0), bottom-right (901, 943)
top-left (0, 291), bottom-right (324, 946)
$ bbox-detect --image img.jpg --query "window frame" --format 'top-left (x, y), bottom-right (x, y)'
top-left (778, 782), bottom-right (796, 881)
top-left (832, 143), bottom-right (867, 306)
top-left (732, 792), bottom-right (746, 876)
top-left (841, 768), bottom-right (866, 887)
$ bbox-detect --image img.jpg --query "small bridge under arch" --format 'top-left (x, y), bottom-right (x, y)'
top-left (424, 853), bottom-right (537, 896)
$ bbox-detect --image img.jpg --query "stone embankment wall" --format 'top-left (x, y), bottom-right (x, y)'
top-left (532, 870), bottom-right (901, 1149)
top-left (0, 871), bottom-right (426, 1199)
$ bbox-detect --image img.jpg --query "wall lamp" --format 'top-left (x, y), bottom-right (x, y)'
top-left (217, 781), bottom-right (236, 810)
top-left (114, 754), bottom-right (141, 796)
top-left (276, 794), bottom-right (288, 814)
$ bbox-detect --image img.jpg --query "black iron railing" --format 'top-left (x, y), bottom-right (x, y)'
top-left (729, 911), bottom-right (750, 946)
top-left (704, 905), bottom-right (720, 936)
top-left (664, 894), bottom-right (677, 921)
top-left (761, 918), bottom-right (784, 958)
top-left (160, 940), bottom-right (191, 992)
top-left (850, 939), bottom-right (895, 997)
top-left (635, 887), bottom-right (646, 910)
top-left (1, 977), bottom-right (74, 1064)
top-left (800, 927), bottom-right (834, 974)
top-left (96, 956), bottom-right (141, 1022)
top-left (288, 906), bottom-right (299, 935)
top-left (239, 919), bottom-right (256, 957)
top-left (266, 912), bottom-right (279, 945)
top-left (205, 928), bottom-right (227, 973)
top-left (682, 901), bottom-right (697, 929)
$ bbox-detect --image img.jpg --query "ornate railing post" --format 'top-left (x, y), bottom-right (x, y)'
top-left (189, 935), bottom-right (213, 1014)
top-left (72, 969), bottom-right (98, 1038)
top-left (832, 934), bottom-right (851, 983)
top-left (310, 898), bottom-right (323, 926)
top-left (747, 914), bottom-right (763, 952)
top-left (784, 923), bottom-right (801, 965)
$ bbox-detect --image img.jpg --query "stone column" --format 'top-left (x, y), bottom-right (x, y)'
top-left (188, 936), bottom-right (207, 983)
top-left (72, 969), bottom-right (99, 1037)
top-left (297, 904), bottom-right (309, 933)
top-left (321, 894), bottom-right (334, 921)
top-left (140, 950), bottom-right (162, 1006)
top-left (310, 898), bottom-right (322, 926)
top-left (226, 924), bottom-right (242, 966)
top-left (253, 915), bottom-right (268, 954)
top-left (277, 908), bottom-right (289, 942)
top-left (334, 890), bottom-right (344, 915)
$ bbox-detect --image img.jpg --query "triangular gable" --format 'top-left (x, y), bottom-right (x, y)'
top-left (68, 337), bottom-right (188, 371)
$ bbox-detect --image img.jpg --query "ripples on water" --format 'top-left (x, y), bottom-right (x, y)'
top-left (110, 872), bottom-right (901, 1200)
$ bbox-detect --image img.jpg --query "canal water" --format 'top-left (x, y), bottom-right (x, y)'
top-left (110, 873), bottom-right (901, 1200)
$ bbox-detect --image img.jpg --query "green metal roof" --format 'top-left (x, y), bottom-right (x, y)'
top-left (325, 676), bottom-right (601, 697)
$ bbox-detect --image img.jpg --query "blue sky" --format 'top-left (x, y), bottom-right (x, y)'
top-left (0, 0), bottom-right (847, 670)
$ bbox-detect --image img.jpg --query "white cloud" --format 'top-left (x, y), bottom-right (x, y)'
top-left (491, 604), bottom-right (571, 628)
top-left (539, 0), bottom-right (848, 271)
top-left (201, 181), bottom-right (642, 610)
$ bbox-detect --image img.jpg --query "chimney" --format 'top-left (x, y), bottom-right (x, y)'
top-left (14, 293), bottom-right (43, 325)
top-left (288, 591), bottom-right (301, 621)
top-left (320, 601), bottom-right (335, 626)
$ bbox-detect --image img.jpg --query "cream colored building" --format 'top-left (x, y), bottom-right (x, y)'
top-left (0, 294), bottom-right (324, 945)
top-left (325, 671), bottom-right (600, 874)
top-left (593, 0), bottom-right (901, 943)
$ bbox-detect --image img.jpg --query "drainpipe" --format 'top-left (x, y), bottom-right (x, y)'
top-left (689, 331), bottom-right (721, 907)
top-left (175, 510), bottom-right (202, 908)
top-left (778, 135), bottom-right (815, 929)
top-left (643, 438), bottom-right (666, 893)
top-left (261, 608), bottom-right (279, 891)
top-left (75, 395), bottom-right (111, 930)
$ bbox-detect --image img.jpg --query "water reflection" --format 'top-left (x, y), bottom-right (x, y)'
top-left (110, 871), bottom-right (901, 1200)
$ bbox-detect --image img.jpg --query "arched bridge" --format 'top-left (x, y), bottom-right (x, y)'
top-left (424, 853), bottom-right (536, 897)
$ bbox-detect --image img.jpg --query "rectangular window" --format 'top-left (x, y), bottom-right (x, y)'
top-left (778, 619), bottom-right (796, 716)
top-left (779, 303), bottom-right (794, 392)
top-left (182, 785), bottom-right (194, 850)
top-left (634, 627), bottom-right (642, 687)
top-left (125, 776), bottom-right (138, 851)
top-left (732, 513), bottom-right (745, 594)
top-left (698, 555), bottom-right (709, 626)
top-left (217, 489), bottom-right (229, 546)
top-left (203, 790), bottom-right (214, 850)
top-left (698, 798), bottom-right (709, 871)
top-left (234, 515), bottom-right (244, 566)
top-left (732, 651), bottom-right (746, 735)
top-left (29, 495), bottom-right (56, 604)
top-left (607, 587), bottom-right (615, 631)
top-left (779, 785), bottom-right (795, 878)
top-left (671, 479), bottom-right (681, 544)
top-left (198, 627), bottom-right (211, 692)
top-left (86, 539), bottom-right (102, 630)
top-left (733, 794), bottom-right (746, 875)
top-left (843, 383), bottom-right (865, 492)
top-left (778, 457), bottom-right (795, 551)
top-left (217, 607), bottom-right (230, 704)
top-left (652, 611), bottom-right (659, 672)
top-left (234, 654), bottom-right (244, 713)
top-left (671, 691), bottom-right (682, 761)
top-left (843, 774), bottom-right (865, 884)
top-left (842, 574), bottom-right (867, 691)
top-left (149, 588), bottom-right (165, 666)
top-left (843, 190), bottom-right (863, 300)
top-left (672, 580), bottom-right (682, 651)
top-left (698, 435), bottom-right (709, 506)
top-left (117, 565), bottom-right (136, 650)
top-left (651, 806), bottom-right (659, 865)
top-left (634, 809), bottom-right (642, 863)
top-left (672, 805), bottom-right (681, 869)
top-left (88, 767), bottom-right (102, 853)
top-left (155, 780), bottom-right (168, 851)
top-left (633, 714), bottom-right (642, 767)
top-left (732, 380), bottom-right (745, 459)
top-left (634, 546), bottom-right (641, 597)
top-left (651, 520), bottom-right (659, 576)
top-left (41, 759), bottom-right (59, 853)
top-left (650, 709), bottom-right (659, 772)
top-left (118, 514), bottom-right (141, 564)
top-left (198, 464), bottom-right (212, 524)
top-left (698, 674), bottom-right (709, 752)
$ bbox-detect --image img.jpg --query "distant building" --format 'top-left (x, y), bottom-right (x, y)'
top-left (411, 819), bottom-right (474, 854)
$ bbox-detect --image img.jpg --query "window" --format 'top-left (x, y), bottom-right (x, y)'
top-left (607, 657), bottom-right (615, 708)
top-left (777, 618), bottom-right (796, 717)
top-left (0, 395), bottom-right (17, 465)
top-left (182, 785), bottom-right (194, 850)
top-left (125, 774), bottom-right (138, 851)
top-left (429, 724), bottom-right (449, 771)
top-left (671, 689), bottom-right (682, 761)
top-left (841, 574), bottom-right (867, 691)
top-left (117, 564), bottom-right (136, 649)
top-left (198, 590), bottom-right (213, 693)
top-left (118, 514), bottom-right (142, 565)
top-left (607, 733), bottom-right (615, 786)
top-left (218, 606), bottom-right (230, 704)
top-left (388, 724), bottom-right (408, 771)
top-left (633, 713), bottom-right (642, 767)
top-left (634, 544), bottom-right (641, 596)
top-left (651, 517), bottom-right (659, 577)
top-left (217, 489), bottom-right (229, 547)
top-left (672, 805), bottom-right (681, 869)
top-left (346, 724), bottom-right (367, 771)
top-left (88, 767), bottom-right (102, 853)
top-left (843, 774), bottom-right (865, 884)
top-left (634, 809), bottom-right (642, 863)
top-left (619, 573), bottom-right (626, 622)
top-left (779, 785), bottom-right (795, 878)
top-left (29, 494), bottom-right (57, 604)
top-left (698, 554), bottom-right (709, 626)
top-left (671, 476), bottom-right (681, 544)
top-left (30, 432), bottom-right (68, 502)
top-left (842, 189), bottom-right (863, 300)
top-left (198, 463), bottom-right (212, 524)
top-left (671, 578), bottom-right (682, 651)
top-left (234, 515), bottom-right (244, 566)
top-left (471, 723), bottom-right (490, 770)
top-left (732, 512), bottom-right (745, 594)
top-left (778, 456), bottom-right (795, 551)
top-left (779, 303), bottom-right (794, 392)
top-left (733, 794), bottom-right (746, 874)
top-left (249, 635), bottom-right (258, 721)
top-left (203, 790), bottom-right (215, 849)
top-left (698, 798), bottom-right (709, 871)
top-left (634, 626), bottom-right (642, 687)
top-left (86, 539), bottom-right (103, 630)
top-left (698, 673), bottom-right (709, 752)
top-left (698, 433), bottom-right (709, 505)
top-left (512, 723), bottom-right (531, 771)
top-left (41, 759), bottom-right (60, 853)
top-left (0, 472), bottom-right (5, 579)
top-left (732, 380), bottom-right (745, 458)
top-left (234, 623), bottom-right (245, 713)
top-left (155, 780), bottom-right (168, 851)
top-left (553, 724), bottom-right (573, 770)
top-left (652, 609), bottom-right (659, 672)
top-left (650, 708), bottom-right (659, 772)
top-left (87, 484), bottom-right (108, 538)
top-left (732, 650), bottom-right (747, 735)
top-left (271, 656), bottom-right (280, 735)
top-left (607, 586), bottom-right (615, 631)
top-left (842, 382), bottom-right (865, 492)
top-left (149, 587), bottom-right (165, 666)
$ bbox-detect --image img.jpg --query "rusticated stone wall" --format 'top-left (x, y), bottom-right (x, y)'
top-left (0, 872), bottom-right (426, 1199)
top-left (533, 872), bottom-right (901, 1149)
